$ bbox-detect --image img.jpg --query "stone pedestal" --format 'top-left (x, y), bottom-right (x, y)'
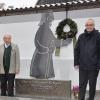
top-left (15, 78), bottom-right (71, 99)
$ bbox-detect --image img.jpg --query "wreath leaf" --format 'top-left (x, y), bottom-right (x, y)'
top-left (56, 18), bottom-right (78, 39)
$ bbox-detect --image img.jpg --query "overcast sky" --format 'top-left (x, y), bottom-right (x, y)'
top-left (0, 0), bottom-right (38, 8)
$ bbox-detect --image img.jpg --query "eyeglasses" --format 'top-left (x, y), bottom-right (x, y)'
top-left (85, 24), bottom-right (94, 26)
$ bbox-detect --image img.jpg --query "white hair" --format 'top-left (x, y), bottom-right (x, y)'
top-left (3, 33), bottom-right (12, 38)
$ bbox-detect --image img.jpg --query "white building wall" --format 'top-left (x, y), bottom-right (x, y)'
top-left (0, 8), bottom-right (100, 89)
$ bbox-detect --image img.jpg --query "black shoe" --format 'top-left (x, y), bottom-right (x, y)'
top-left (1, 94), bottom-right (7, 96)
top-left (86, 98), bottom-right (94, 100)
top-left (8, 94), bottom-right (14, 97)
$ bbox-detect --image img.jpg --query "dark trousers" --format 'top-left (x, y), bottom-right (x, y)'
top-left (79, 69), bottom-right (99, 100)
top-left (0, 74), bottom-right (15, 96)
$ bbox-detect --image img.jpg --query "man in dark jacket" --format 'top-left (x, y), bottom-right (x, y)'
top-left (74, 19), bottom-right (100, 100)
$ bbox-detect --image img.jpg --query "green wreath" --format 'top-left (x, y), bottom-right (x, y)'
top-left (56, 18), bottom-right (78, 39)
top-left (55, 18), bottom-right (78, 56)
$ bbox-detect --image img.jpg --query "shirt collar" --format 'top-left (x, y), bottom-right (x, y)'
top-left (4, 43), bottom-right (11, 48)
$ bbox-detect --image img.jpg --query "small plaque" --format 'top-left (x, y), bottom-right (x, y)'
top-left (15, 79), bottom-right (71, 99)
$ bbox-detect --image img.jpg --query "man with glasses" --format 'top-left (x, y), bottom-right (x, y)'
top-left (74, 19), bottom-right (100, 100)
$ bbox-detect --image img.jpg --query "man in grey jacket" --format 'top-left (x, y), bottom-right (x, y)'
top-left (0, 34), bottom-right (20, 96)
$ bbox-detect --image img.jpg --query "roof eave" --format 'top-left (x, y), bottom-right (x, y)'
top-left (0, 1), bottom-right (100, 17)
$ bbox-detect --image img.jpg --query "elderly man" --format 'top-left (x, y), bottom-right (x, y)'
top-left (74, 19), bottom-right (100, 100)
top-left (0, 34), bottom-right (20, 96)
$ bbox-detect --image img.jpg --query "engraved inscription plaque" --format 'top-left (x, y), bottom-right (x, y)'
top-left (15, 79), bottom-right (71, 99)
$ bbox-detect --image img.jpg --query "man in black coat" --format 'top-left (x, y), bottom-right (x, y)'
top-left (74, 19), bottom-right (100, 100)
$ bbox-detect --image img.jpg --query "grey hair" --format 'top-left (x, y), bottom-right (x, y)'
top-left (86, 19), bottom-right (95, 25)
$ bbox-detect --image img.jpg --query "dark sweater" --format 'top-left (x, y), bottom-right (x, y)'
top-left (3, 45), bottom-right (12, 73)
